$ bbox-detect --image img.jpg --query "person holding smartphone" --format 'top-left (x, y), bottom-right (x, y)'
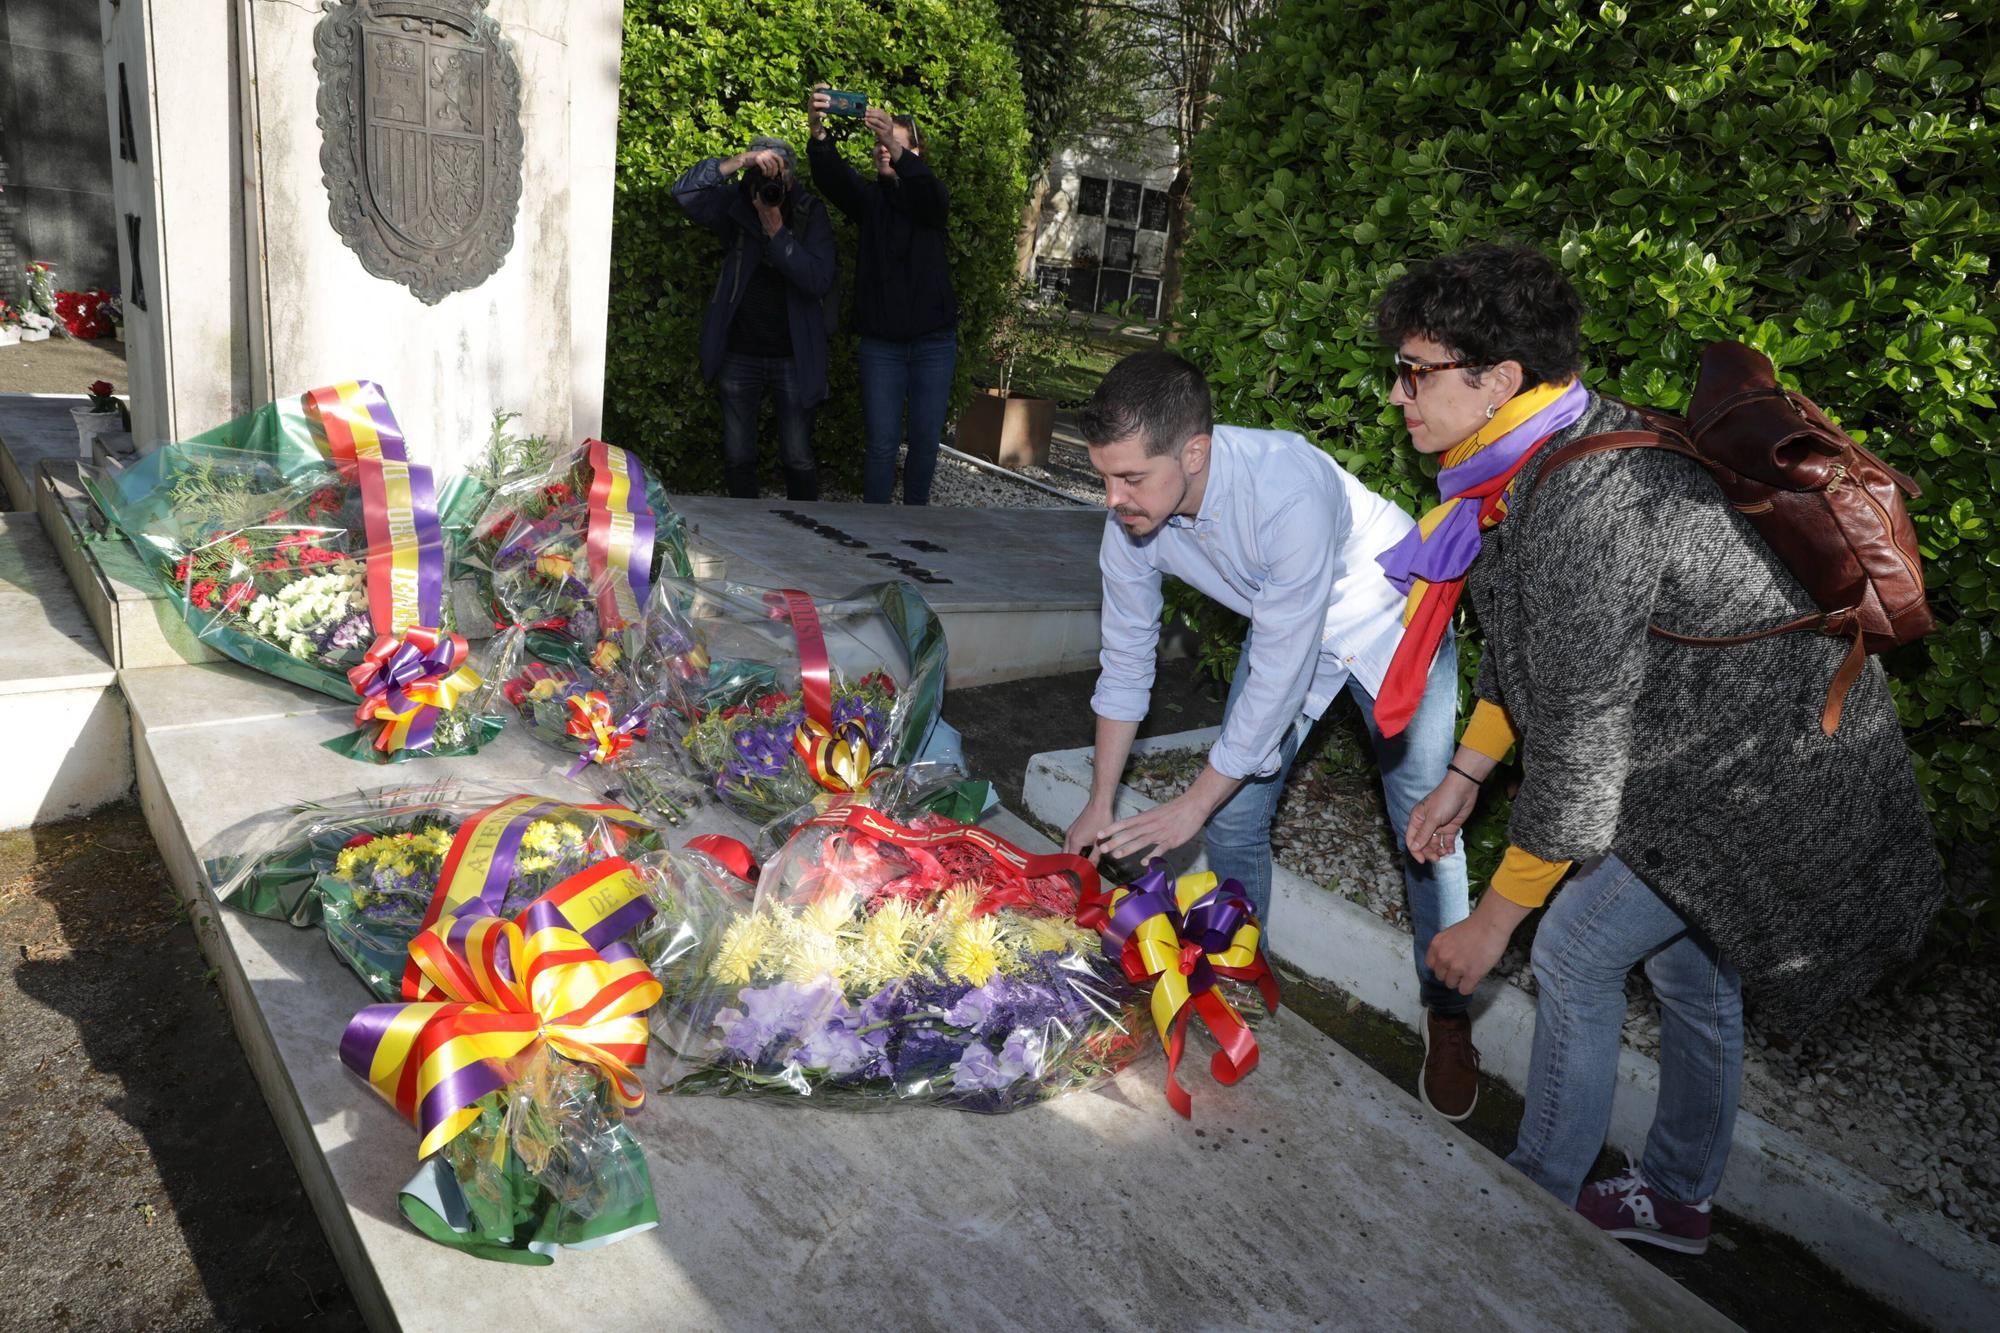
top-left (807, 85), bottom-right (958, 505)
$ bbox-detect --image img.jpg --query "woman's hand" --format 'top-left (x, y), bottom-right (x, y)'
top-left (808, 84), bottom-right (831, 136)
top-left (1407, 771), bottom-right (1479, 863)
top-left (862, 106), bottom-right (900, 157)
top-left (1425, 893), bottom-right (1531, 995)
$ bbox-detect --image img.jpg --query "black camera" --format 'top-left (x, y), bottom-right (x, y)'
top-left (743, 167), bottom-right (786, 207)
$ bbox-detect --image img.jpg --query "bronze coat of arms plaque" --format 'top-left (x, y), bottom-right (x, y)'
top-left (315, 0), bottom-right (525, 305)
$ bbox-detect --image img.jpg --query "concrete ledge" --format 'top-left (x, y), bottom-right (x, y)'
top-left (0, 393), bottom-right (87, 512)
top-left (1024, 732), bottom-right (2000, 1332)
top-left (125, 662), bottom-right (1728, 1332)
top-left (35, 461), bottom-right (225, 670)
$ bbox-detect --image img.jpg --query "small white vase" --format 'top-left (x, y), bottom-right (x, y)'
top-left (73, 406), bottom-right (127, 458)
top-left (19, 327), bottom-right (48, 342)
top-left (0, 326), bottom-right (19, 347)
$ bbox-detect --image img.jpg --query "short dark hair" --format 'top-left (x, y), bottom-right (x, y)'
top-left (1373, 243), bottom-right (1584, 390)
top-left (1080, 351), bottom-right (1214, 457)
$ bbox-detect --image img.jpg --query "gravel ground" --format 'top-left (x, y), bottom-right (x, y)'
top-left (1120, 734), bottom-right (2000, 1248)
top-left (0, 335), bottom-right (127, 395)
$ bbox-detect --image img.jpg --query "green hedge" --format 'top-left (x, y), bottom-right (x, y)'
top-left (609, 0), bottom-right (1031, 494)
top-left (1178, 0), bottom-right (1998, 942)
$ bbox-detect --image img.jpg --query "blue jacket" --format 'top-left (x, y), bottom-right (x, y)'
top-left (672, 157), bottom-right (839, 407)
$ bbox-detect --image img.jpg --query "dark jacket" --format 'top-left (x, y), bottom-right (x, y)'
top-left (672, 157), bottom-right (838, 406)
top-left (1467, 393), bottom-right (1944, 1026)
top-left (807, 134), bottom-right (957, 341)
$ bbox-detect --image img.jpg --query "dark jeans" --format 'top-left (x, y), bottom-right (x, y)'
top-left (858, 329), bottom-right (957, 504)
top-left (719, 352), bottom-right (818, 500)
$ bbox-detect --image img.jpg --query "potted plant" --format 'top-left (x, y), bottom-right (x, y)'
top-left (73, 379), bottom-right (133, 459)
top-left (957, 280), bottom-right (1076, 470)
top-left (0, 299), bottom-right (20, 347)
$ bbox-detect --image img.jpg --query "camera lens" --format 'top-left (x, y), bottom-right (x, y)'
top-left (757, 179), bottom-right (784, 206)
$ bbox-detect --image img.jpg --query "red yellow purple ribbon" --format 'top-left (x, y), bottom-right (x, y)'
top-left (585, 439), bottom-right (657, 631)
top-left (338, 885), bottom-right (661, 1159)
top-left (770, 589), bottom-right (888, 793)
top-left (564, 690), bottom-right (647, 772)
top-left (1077, 862), bottom-right (1281, 1118)
top-left (305, 381), bottom-right (470, 752)
top-left (802, 806), bottom-right (1101, 907)
top-left (398, 795), bottom-right (653, 995)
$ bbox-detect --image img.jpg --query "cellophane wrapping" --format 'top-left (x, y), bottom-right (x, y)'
top-left (463, 432), bottom-right (698, 821)
top-left (82, 384), bottom-right (502, 761)
top-left (396, 1045), bottom-right (659, 1265)
top-left (640, 807), bottom-right (1145, 1112)
top-left (645, 577), bottom-right (946, 826)
top-left (212, 784), bottom-right (662, 1000)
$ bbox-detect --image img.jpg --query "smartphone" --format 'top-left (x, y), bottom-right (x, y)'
top-left (823, 89), bottom-right (868, 117)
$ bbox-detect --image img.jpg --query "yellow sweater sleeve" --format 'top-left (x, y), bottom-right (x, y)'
top-left (1459, 698), bottom-right (1518, 762)
top-left (1489, 845), bottom-right (1573, 908)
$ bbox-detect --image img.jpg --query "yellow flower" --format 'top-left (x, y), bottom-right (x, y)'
top-left (590, 639), bottom-right (623, 673)
top-left (710, 914), bottom-right (774, 985)
top-left (799, 888), bottom-right (858, 939)
top-left (937, 884), bottom-right (982, 930)
top-left (778, 909), bottom-right (846, 984)
top-left (945, 914), bottom-right (1006, 987)
top-left (535, 553), bottom-right (573, 581)
top-left (853, 898), bottom-right (921, 987)
top-left (526, 677), bottom-right (562, 702)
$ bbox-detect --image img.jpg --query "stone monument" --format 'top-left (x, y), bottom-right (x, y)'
top-left (99, 0), bottom-right (622, 475)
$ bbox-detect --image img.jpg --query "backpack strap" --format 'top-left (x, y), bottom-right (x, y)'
top-left (1526, 429), bottom-right (1702, 501)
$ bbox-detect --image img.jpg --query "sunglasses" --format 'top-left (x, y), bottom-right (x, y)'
top-left (1393, 356), bottom-right (1490, 398)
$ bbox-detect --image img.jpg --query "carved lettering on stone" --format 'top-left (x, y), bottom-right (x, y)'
top-left (315, 0), bottom-right (523, 305)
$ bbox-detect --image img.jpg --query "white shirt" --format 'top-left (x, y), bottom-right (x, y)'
top-left (1090, 423), bottom-right (1414, 779)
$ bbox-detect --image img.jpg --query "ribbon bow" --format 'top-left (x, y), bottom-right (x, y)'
top-left (347, 626), bottom-right (481, 753)
top-left (564, 690), bottom-right (648, 774)
top-left (1077, 861), bottom-right (1281, 1118)
top-left (340, 888), bottom-right (661, 1160)
top-left (792, 716), bottom-right (880, 793)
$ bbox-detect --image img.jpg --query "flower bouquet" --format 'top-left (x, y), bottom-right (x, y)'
top-left (643, 805), bottom-right (1145, 1112)
top-left (83, 380), bottom-right (504, 761)
top-left (55, 288), bottom-right (117, 339)
top-left (647, 577), bottom-right (947, 826)
top-left (464, 432), bottom-right (699, 820)
top-left (340, 873), bottom-right (665, 1263)
top-left (213, 785), bottom-right (663, 1000)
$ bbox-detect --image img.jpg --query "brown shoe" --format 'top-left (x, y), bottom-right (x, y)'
top-left (1419, 1008), bottom-right (1480, 1121)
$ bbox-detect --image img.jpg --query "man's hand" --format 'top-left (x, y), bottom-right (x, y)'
top-left (808, 84), bottom-right (830, 136)
top-left (1407, 771), bottom-right (1479, 863)
top-left (1425, 895), bottom-right (1526, 995)
top-left (1064, 799), bottom-right (1115, 860)
top-left (862, 106), bottom-right (901, 159)
top-left (1092, 791), bottom-right (1210, 867)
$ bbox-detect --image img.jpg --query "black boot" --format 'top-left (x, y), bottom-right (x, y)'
top-left (784, 466), bottom-right (820, 502)
top-left (724, 463), bottom-right (760, 499)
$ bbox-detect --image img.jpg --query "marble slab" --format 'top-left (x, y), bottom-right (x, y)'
top-left (128, 668), bottom-right (1733, 1332)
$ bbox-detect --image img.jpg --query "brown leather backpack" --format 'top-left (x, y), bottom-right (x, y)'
top-left (1532, 341), bottom-right (1933, 735)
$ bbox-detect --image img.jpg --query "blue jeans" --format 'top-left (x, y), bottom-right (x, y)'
top-left (1203, 634), bottom-right (1472, 1015)
top-left (1507, 852), bottom-right (1744, 1206)
top-left (719, 352), bottom-right (818, 500)
top-left (858, 330), bottom-right (957, 505)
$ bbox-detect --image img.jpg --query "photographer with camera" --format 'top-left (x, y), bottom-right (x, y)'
top-left (673, 136), bottom-right (837, 500)
top-left (808, 86), bottom-right (958, 505)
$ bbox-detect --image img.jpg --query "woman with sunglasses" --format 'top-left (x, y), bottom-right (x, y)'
top-left (1379, 243), bottom-right (1941, 1254)
top-left (808, 88), bottom-right (958, 505)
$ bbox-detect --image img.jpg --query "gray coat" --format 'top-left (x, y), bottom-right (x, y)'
top-left (1467, 395), bottom-right (1944, 1026)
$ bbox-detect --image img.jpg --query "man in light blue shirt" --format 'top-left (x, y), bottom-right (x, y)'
top-left (1064, 351), bottom-right (1479, 1119)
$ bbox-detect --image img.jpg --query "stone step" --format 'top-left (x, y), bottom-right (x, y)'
top-left (127, 656), bottom-right (1731, 1332)
top-left (672, 495), bottom-right (1104, 688)
top-left (0, 512), bottom-right (132, 827)
top-left (0, 393), bottom-right (92, 512)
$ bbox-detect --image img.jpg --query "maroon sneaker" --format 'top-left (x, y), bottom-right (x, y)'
top-left (1418, 1007), bottom-right (1479, 1121)
top-left (1576, 1163), bottom-right (1713, 1255)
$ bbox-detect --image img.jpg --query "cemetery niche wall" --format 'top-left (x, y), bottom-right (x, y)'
top-left (314, 0), bottom-right (526, 305)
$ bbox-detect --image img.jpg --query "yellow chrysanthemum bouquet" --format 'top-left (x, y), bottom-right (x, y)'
top-left (639, 807), bottom-right (1145, 1111)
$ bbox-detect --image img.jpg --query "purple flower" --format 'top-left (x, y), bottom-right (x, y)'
top-left (949, 1027), bottom-right (1048, 1093)
top-left (713, 979), bottom-right (842, 1064)
top-left (795, 1001), bottom-right (889, 1079)
top-left (890, 1023), bottom-right (965, 1084)
top-left (832, 694), bottom-right (888, 750)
